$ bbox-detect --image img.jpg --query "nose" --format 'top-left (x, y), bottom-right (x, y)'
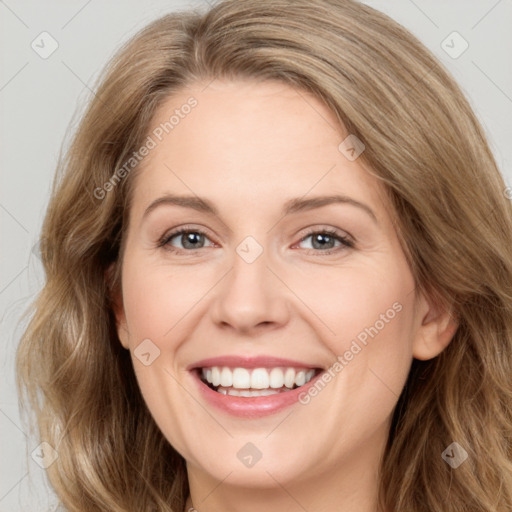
top-left (210, 242), bottom-right (291, 335)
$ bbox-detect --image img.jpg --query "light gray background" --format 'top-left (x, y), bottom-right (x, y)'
top-left (1, 1), bottom-right (511, 510)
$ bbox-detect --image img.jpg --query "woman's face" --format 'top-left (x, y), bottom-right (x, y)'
top-left (113, 78), bottom-right (455, 503)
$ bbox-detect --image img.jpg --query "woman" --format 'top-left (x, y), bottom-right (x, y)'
top-left (17, 0), bottom-right (512, 510)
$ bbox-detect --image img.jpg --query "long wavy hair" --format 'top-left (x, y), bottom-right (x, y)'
top-left (16, 0), bottom-right (512, 510)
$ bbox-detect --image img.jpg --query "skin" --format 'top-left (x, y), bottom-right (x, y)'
top-left (112, 78), bottom-right (458, 512)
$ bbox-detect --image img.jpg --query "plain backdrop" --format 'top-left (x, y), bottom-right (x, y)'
top-left (1, 1), bottom-right (511, 510)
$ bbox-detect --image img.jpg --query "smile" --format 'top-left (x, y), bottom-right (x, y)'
top-left (188, 355), bottom-right (326, 417)
top-left (200, 366), bottom-right (319, 396)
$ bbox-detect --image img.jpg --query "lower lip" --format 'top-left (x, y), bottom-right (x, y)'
top-left (191, 369), bottom-right (324, 418)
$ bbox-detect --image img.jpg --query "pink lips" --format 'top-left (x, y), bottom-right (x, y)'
top-left (188, 355), bottom-right (321, 370)
top-left (187, 355), bottom-right (324, 418)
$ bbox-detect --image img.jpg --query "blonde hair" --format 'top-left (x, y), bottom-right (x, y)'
top-left (17, 0), bottom-right (512, 510)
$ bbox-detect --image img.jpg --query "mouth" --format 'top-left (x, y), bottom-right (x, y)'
top-left (195, 366), bottom-right (323, 397)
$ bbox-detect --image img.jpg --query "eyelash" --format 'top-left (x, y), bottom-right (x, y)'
top-left (157, 225), bottom-right (354, 256)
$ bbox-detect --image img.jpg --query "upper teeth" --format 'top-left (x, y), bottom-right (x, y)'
top-left (201, 366), bottom-right (317, 389)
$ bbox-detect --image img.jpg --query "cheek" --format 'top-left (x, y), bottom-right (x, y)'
top-left (291, 257), bottom-right (414, 346)
top-left (287, 263), bottom-right (415, 447)
top-left (294, 257), bottom-right (416, 400)
top-left (121, 257), bottom-right (209, 343)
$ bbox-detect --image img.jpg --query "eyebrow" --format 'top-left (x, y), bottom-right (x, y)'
top-left (142, 193), bottom-right (378, 224)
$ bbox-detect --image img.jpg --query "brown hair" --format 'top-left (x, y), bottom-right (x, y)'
top-left (17, 0), bottom-right (512, 510)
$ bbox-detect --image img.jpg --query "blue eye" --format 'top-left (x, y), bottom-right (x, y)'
top-left (297, 229), bottom-right (353, 254)
top-left (158, 226), bottom-right (354, 256)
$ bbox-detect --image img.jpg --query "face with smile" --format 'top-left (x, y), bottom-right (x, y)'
top-left (113, 78), bottom-right (456, 511)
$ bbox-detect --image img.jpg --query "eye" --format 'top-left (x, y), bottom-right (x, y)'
top-left (158, 226), bottom-right (215, 253)
top-left (294, 228), bottom-right (354, 255)
top-left (157, 225), bottom-right (354, 256)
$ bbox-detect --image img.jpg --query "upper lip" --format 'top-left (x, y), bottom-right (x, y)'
top-left (187, 355), bottom-right (324, 371)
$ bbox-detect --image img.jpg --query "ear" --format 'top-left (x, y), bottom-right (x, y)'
top-left (412, 291), bottom-right (458, 361)
top-left (105, 262), bottom-right (130, 350)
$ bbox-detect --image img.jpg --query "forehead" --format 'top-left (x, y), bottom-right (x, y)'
top-left (129, 78), bottom-right (388, 221)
